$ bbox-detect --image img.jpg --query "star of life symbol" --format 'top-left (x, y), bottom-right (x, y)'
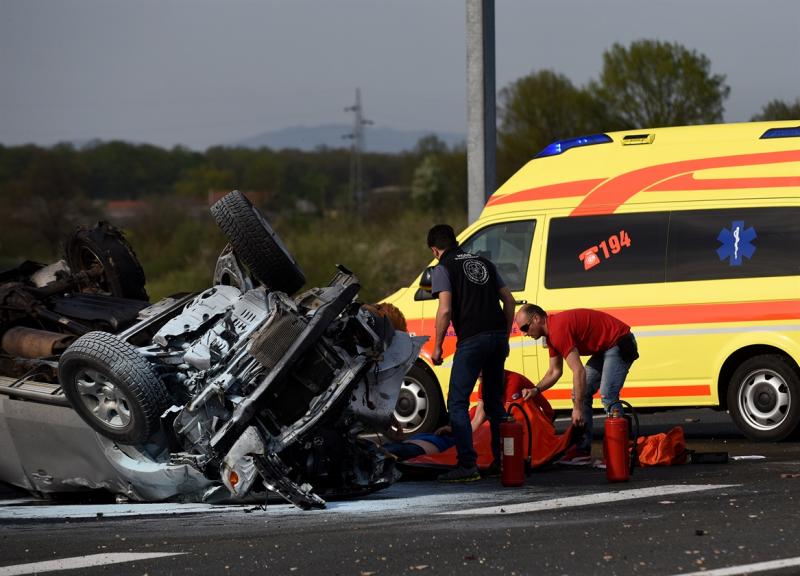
top-left (717, 220), bottom-right (756, 266)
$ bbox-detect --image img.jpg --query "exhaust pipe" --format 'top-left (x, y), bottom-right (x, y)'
top-left (1, 327), bottom-right (75, 358)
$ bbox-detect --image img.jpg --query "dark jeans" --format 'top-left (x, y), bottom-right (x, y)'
top-left (447, 331), bottom-right (508, 469)
top-left (574, 336), bottom-right (637, 452)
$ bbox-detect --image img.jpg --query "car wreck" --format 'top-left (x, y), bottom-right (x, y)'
top-left (0, 191), bottom-right (424, 509)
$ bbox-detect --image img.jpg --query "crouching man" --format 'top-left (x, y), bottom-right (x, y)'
top-left (515, 305), bottom-right (639, 464)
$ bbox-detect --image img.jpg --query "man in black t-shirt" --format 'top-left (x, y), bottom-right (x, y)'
top-left (427, 224), bottom-right (516, 482)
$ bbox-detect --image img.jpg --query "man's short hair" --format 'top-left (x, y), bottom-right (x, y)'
top-left (520, 303), bottom-right (547, 318)
top-left (427, 224), bottom-right (457, 250)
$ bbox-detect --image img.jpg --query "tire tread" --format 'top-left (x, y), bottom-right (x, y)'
top-left (211, 190), bottom-right (305, 294)
top-left (59, 331), bottom-right (169, 444)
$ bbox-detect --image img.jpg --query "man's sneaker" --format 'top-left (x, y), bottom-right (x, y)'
top-left (481, 460), bottom-right (502, 478)
top-left (438, 465), bottom-right (481, 483)
top-left (555, 446), bottom-right (593, 466)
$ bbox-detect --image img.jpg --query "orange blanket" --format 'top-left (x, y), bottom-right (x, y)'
top-left (403, 395), bottom-right (574, 470)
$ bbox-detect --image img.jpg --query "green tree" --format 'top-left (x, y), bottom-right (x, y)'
top-left (174, 165), bottom-right (235, 198)
top-left (593, 39), bottom-right (730, 129)
top-left (1, 146), bottom-right (97, 258)
top-left (751, 98), bottom-right (800, 121)
top-left (497, 69), bottom-right (610, 181)
top-left (411, 155), bottom-right (447, 214)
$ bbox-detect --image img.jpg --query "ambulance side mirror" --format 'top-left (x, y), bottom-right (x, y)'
top-left (414, 266), bottom-right (435, 301)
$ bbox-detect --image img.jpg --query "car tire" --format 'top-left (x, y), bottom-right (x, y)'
top-left (727, 354), bottom-right (800, 441)
top-left (59, 331), bottom-right (170, 445)
top-left (65, 222), bottom-right (148, 301)
top-left (391, 364), bottom-right (443, 439)
top-left (210, 190), bottom-right (306, 295)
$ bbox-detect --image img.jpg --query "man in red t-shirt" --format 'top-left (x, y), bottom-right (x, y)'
top-left (514, 304), bottom-right (639, 462)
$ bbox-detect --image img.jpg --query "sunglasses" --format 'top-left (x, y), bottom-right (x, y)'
top-left (519, 322), bottom-right (530, 333)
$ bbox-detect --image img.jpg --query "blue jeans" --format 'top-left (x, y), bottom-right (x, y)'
top-left (574, 338), bottom-right (636, 452)
top-left (447, 331), bottom-right (508, 469)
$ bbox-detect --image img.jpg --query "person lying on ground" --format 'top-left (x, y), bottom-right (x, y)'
top-left (382, 370), bottom-right (534, 462)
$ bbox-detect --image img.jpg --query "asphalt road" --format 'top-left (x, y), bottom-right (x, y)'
top-left (2, 409), bottom-right (800, 576)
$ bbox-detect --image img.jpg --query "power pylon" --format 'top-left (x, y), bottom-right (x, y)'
top-left (344, 88), bottom-right (373, 216)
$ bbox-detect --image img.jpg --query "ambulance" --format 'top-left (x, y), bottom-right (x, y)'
top-left (387, 121), bottom-right (800, 442)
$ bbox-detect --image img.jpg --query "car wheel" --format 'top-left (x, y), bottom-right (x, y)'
top-left (65, 222), bottom-right (148, 301)
top-left (727, 354), bottom-right (800, 441)
top-left (392, 364), bottom-right (442, 438)
top-left (210, 190), bottom-right (306, 295)
top-left (59, 331), bottom-right (170, 445)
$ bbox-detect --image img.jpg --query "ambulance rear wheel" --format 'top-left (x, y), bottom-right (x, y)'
top-left (727, 354), bottom-right (800, 441)
top-left (392, 364), bottom-right (442, 439)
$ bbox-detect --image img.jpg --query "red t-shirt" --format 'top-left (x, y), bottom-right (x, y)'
top-left (476, 370), bottom-right (534, 403)
top-left (546, 308), bottom-right (630, 358)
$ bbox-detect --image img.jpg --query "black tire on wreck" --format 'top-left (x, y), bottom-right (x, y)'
top-left (210, 190), bottom-right (306, 295)
top-left (59, 331), bottom-right (170, 445)
top-left (65, 221), bottom-right (149, 301)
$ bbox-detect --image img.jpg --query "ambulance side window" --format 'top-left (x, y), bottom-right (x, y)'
top-left (545, 213), bottom-right (669, 288)
top-left (460, 220), bottom-right (536, 292)
top-left (667, 207), bottom-right (800, 281)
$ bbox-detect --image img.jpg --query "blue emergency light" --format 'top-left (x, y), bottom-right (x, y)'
top-left (535, 133), bottom-right (613, 158)
top-left (760, 126), bottom-right (800, 139)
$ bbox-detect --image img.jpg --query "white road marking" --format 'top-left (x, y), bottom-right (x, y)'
top-left (667, 556), bottom-right (800, 576)
top-left (440, 484), bottom-right (738, 516)
top-left (0, 502), bottom-right (244, 520)
top-left (0, 553), bottom-right (184, 576)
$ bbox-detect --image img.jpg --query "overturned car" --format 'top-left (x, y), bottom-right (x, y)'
top-left (0, 191), bottom-right (424, 509)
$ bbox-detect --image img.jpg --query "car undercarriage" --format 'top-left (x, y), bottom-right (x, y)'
top-left (0, 191), bottom-right (424, 509)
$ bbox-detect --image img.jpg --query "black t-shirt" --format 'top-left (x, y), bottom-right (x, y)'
top-left (431, 247), bottom-right (507, 341)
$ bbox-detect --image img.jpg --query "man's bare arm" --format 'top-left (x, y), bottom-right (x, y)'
top-left (432, 291), bottom-right (452, 365)
top-left (498, 286), bottom-right (516, 335)
top-left (523, 355), bottom-right (563, 400)
top-left (564, 348), bottom-right (586, 427)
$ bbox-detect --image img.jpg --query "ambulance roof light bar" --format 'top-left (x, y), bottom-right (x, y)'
top-left (760, 126), bottom-right (800, 139)
top-left (535, 134), bottom-right (613, 158)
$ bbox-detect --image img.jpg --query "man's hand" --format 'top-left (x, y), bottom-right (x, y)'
top-left (431, 345), bottom-right (443, 366)
top-left (571, 406), bottom-right (585, 428)
top-left (435, 424), bottom-right (452, 436)
top-left (521, 387), bottom-right (539, 401)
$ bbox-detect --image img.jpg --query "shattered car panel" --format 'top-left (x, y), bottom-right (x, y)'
top-left (0, 193), bottom-right (425, 509)
top-left (0, 396), bottom-right (213, 501)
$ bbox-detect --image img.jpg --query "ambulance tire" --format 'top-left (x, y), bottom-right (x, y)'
top-left (727, 354), bottom-right (800, 441)
top-left (391, 364), bottom-right (443, 439)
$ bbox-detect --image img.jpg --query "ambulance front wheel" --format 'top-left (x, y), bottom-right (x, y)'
top-left (727, 354), bottom-right (800, 441)
top-left (391, 364), bottom-right (442, 439)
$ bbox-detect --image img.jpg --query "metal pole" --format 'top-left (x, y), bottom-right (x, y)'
top-left (466, 0), bottom-right (496, 224)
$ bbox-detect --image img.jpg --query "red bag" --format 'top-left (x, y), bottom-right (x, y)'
top-left (636, 426), bottom-right (687, 467)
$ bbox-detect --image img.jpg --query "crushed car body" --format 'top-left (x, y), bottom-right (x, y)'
top-left (0, 191), bottom-right (424, 509)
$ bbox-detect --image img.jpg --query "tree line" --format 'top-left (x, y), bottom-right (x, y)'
top-left (0, 39), bottom-right (796, 302)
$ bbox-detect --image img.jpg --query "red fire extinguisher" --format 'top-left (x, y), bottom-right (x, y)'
top-left (603, 400), bottom-right (639, 483)
top-left (500, 410), bottom-right (527, 487)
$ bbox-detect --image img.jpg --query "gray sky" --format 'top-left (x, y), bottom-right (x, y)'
top-left (1, 0), bottom-right (798, 150)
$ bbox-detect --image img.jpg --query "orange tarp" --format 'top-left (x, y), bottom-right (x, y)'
top-left (403, 394), bottom-right (574, 470)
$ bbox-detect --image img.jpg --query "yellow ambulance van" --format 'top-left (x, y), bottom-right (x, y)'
top-left (387, 121), bottom-right (800, 441)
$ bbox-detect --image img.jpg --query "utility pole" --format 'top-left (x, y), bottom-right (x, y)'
top-left (466, 0), bottom-right (496, 224)
top-left (344, 88), bottom-right (373, 217)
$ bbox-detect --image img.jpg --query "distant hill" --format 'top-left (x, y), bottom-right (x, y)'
top-left (233, 124), bottom-right (465, 154)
